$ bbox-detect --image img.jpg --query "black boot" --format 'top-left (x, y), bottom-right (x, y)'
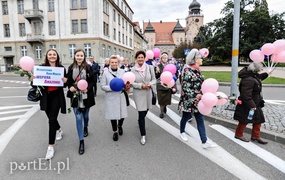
top-left (113, 132), bottom-right (118, 141)
top-left (79, 140), bottom-right (84, 155)
top-left (118, 126), bottom-right (123, 136)
top-left (84, 127), bottom-right (88, 137)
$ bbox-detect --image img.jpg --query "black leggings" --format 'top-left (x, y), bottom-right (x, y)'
top-left (111, 118), bottom-right (124, 132)
top-left (138, 110), bottom-right (148, 136)
top-left (45, 90), bottom-right (61, 145)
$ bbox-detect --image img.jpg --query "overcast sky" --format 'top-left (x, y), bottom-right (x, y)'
top-left (127, 0), bottom-right (284, 27)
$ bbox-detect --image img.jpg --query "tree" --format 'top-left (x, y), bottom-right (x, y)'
top-left (194, 0), bottom-right (285, 63)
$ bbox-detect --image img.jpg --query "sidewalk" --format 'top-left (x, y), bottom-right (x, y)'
top-left (202, 66), bottom-right (285, 144)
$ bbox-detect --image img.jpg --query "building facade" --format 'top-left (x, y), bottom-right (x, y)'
top-left (0, 0), bottom-right (140, 71)
top-left (143, 0), bottom-right (204, 57)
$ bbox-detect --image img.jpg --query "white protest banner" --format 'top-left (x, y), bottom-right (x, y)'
top-left (33, 66), bottom-right (64, 87)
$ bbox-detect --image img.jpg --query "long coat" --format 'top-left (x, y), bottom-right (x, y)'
top-left (37, 65), bottom-right (67, 114)
top-left (233, 67), bottom-right (268, 124)
top-left (131, 64), bottom-right (156, 111)
top-left (66, 64), bottom-right (95, 108)
top-left (100, 68), bottom-right (128, 120)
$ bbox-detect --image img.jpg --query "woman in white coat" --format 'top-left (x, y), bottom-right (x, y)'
top-left (101, 55), bottom-right (128, 141)
top-left (131, 51), bottom-right (156, 145)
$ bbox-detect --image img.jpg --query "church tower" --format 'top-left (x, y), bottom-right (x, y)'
top-left (185, 0), bottom-right (204, 44)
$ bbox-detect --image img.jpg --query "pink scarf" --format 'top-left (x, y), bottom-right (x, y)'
top-left (134, 62), bottom-right (146, 72)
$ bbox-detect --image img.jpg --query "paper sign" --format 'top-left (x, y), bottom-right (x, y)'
top-left (33, 66), bottom-right (64, 87)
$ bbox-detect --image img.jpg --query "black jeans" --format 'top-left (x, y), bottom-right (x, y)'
top-left (45, 90), bottom-right (61, 145)
top-left (111, 118), bottom-right (124, 131)
top-left (138, 110), bottom-right (148, 136)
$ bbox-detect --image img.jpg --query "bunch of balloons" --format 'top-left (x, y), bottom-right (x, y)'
top-left (145, 48), bottom-right (161, 61)
top-left (110, 72), bottom-right (136, 92)
top-left (249, 39), bottom-right (285, 71)
top-left (198, 78), bottom-right (228, 115)
top-left (160, 64), bottom-right (177, 88)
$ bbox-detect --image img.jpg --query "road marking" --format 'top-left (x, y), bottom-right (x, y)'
top-left (0, 80), bottom-right (29, 84)
top-left (0, 96), bottom-right (27, 98)
top-left (2, 87), bottom-right (29, 89)
top-left (129, 99), bottom-right (266, 179)
top-left (0, 105), bottom-right (34, 110)
top-left (210, 124), bottom-right (285, 174)
top-left (0, 115), bottom-right (23, 122)
top-left (0, 108), bottom-right (31, 115)
top-left (0, 105), bottom-right (39, 156)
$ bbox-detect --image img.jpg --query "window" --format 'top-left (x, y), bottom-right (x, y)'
top-left (84, 43), bottom-right (91, 57)
top-left (122, 18), bottom-right (124, 28)
top-left (71, 0), bottom-right (77, 9)
top-left (50, 45), bottom-right (56, 49)
top-left (117, 0), bottom-right (119, 5)
top-left (34, 22), bottom-right (41, 35)
top-left (19, 23), bottom-right (26, 37)
top-left (129, 25), bottom-right (132, 34)
top-left (103, 0), bottom-right (109, 14)
top-left (35, 45), bottom-right (42, 59)
top-left (21, 46), bottom-right (27, 56)
top-left (2, 1), bottom-right (8, 15)
top-left (80, 0), bottom-right (87, 8)
top-left (69, 44), bottom-right (76, 58)
top-left (113, 28), bottom-right (116, 40)
top-left (81, 19), bottom-right (87, 33)
top-left (33, 0), bottom-right (39, 10)
top-left (17, 0), bottom-right (24, 14)
top-left (103, 22), bottom-right (109, 36)
top-left (4, 24), bottom-right (10, 37)
top-left (71, 20), bottom-right (78, 33)
top-left (4, 47), bottom-right (12, 51)
top-left (118, 14), bottom-right (120, 25)
top-left (129, 38), bottom-right (132, 47)
top-left (126, 36), bottom-right (128, 45)
top-left (113, 9), bottom-right (116, 21)
top-left (48, 0), bottom-right (54, 12)
top-left (49, 21), bottom-right (56, 35)
top-left (118, 31), bottom-right (121, 42)
top-left (122, 34), bottom-right (124, 44)
top-left (121, 2), bottom-right (123, 9)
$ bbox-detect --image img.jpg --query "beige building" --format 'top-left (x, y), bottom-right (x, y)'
top-left (143, 0), bottom-right (204, 57)
top-left (0, 0), bottom-right (141, 71)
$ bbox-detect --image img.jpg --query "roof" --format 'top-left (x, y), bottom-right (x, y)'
top-left (143, 21), bottom-right (184, 45)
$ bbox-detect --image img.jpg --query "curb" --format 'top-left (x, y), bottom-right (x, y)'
top-left (205, 115), bottom-right (285, 144)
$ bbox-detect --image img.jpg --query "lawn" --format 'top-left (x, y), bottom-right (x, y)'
top-left (202, 71), bottom-right (285, 84)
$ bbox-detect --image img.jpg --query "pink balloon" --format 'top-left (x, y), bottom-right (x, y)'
top-left (201, 92), bottom-right (218, 107)
top-left (215, 91), bottom-right (228, 105)
top-left (146, 50), bottom-right (154, 60)
top-left (122, 72), bottom-right (136, 84)
top-left (160, 71), bottom-right (173, 84)
top-left (201, 78), bottom-right (219, 94)
top-left (261, 43), bottom-right (276, 56)
top-left (163, 64), bottom-right (177, 75)
top-left (77, 79), bottom-right (88, 90)
top-left (273, 39), bottom-right (285, 54)
top-left (119, 56), bottom-right (124, 62)
top-left (249, 50), bottom-right (264, 62)
top-left (199, 48), bottom-right (209, 58)
top-left (198, 101), bottom-right (212, 115)
top-left (153, 48), bottom-right (161, 58)
top-left (164, 79), bottom-right (175, 88)
top-left (276, 51), bottom-right (285, 63)
top-left (19, 56), bottom-right (34, 71)
top-left (271, 54), bottom-right (278, 62)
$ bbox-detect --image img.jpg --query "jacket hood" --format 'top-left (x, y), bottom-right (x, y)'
top-left (238, 67), bottom-right (257, 79)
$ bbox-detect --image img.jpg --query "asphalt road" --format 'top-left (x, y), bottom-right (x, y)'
top-left (0, 75), bottom-right (285, 180)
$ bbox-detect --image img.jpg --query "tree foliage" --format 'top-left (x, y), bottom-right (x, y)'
top-left (189, 0), bottom-right (285, 63)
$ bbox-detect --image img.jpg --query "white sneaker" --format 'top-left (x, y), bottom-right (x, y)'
top-left (140, 136), bottom-right (146, 145)
top-left (180, 132), bottom-right (188, 142)
top-left (56, 129), bottom-right (62, 141)
top-left (45, 146), bottom-right (54, 160)
top-left (202, 141), bottom-right (218, 149)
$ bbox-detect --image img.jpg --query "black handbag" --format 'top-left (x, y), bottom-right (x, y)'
top-left (27, 86), bottom-right (42, 102)
top-left (151, 88), bottom-right (156, 105)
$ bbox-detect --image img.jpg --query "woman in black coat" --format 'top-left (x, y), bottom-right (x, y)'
top-left (66, 49), bottom-right (95, 155)
top-left (234, 62), bottom-right (270, 144)
top-left (31, 49), bottom-right (67, 160)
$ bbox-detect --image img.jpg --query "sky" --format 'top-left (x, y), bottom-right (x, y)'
top-left (127, 0), bottom-right (284, 27)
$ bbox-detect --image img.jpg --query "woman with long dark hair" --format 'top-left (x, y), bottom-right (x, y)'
top-left (31, 49), bottom-right (67, 160)
top-left (66, 49), bottom-right (95, 155)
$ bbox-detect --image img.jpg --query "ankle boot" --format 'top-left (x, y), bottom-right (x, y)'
top-left (84, 127), bottom-right (88, 137)
top-left (79, 140), bottom-right (84, 155)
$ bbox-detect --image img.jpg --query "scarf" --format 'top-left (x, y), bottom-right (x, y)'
top-left (134, 62), bottom-right (146, 73)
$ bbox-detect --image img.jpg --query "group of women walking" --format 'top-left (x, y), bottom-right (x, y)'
top-left (30, 47), bottom-right (269, 160)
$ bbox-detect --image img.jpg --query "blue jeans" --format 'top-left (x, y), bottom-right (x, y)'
top-left (180, 111), bottom-right (207, 143)
top-left (73, 107), bottom-right (90, 140)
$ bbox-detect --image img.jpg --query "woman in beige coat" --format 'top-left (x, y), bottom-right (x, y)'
top-left (131, 51), bottom-right (156, 145)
